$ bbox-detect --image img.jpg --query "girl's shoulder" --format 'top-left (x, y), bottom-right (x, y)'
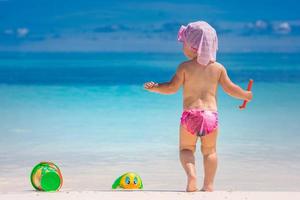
top-left (209, 61), bottom-right (225, 71)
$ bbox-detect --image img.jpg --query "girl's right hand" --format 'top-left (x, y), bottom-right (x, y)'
top-left (245, 91), bottom-right (253, 101)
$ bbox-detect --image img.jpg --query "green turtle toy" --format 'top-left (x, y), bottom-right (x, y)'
top-left (112, 172), bottom-right (143, 189)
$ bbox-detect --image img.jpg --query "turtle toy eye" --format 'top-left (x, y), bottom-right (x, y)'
top-left (125, 176), bottom-right (130, 184)
top-left (133, 177), bottom-right (138, 185)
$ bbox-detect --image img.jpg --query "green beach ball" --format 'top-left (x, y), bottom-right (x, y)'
top-left (30, 162), bottom-right (63, 192)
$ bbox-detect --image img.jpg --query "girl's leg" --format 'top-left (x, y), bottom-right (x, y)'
top-left (179, 125), bottom-right (198, 192)
top-left (200, 129), bottom-right (218, 192)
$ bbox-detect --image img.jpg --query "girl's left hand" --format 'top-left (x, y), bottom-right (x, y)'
top-left (144, 81), bottom-right (158, 90)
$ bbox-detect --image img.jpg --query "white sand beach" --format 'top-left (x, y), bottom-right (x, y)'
top-left (1, 191), bottom-right (300, 200)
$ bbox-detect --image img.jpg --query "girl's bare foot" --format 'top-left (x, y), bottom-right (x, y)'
top-left (186, 175), bottom-right (197, 192)
top-left (200, 185), bottom-right (213, 192)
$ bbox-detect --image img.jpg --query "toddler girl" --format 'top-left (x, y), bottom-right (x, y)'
top-left (144, 21), bottom-right (252, 192)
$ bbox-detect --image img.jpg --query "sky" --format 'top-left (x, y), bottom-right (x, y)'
top-left (0, 0), bottom-right (300, 52)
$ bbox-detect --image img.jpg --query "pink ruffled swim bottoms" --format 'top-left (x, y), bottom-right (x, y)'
top-left (180, 109), bottom-right (218, 137)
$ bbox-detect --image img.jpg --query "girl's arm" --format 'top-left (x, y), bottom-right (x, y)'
top-left (144, 64), bottom-right (185, 94)
top-left (219, 65), bottom-right (252, 101)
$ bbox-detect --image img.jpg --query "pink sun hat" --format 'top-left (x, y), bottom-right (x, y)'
top-left (178, 21), bottom-right (218, 66)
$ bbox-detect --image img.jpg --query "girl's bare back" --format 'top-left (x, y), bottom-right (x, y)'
top-left (181, 59), bottom-right (222, 111)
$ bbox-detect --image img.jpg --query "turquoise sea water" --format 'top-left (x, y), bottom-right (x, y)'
top-left (0, 52), bottom-right (300, 191)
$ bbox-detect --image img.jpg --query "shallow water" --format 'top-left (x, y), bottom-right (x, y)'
top-left (0, 53), bottom-right (300, 191)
